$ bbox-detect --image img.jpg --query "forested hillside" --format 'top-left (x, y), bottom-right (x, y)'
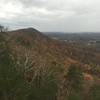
top-left (0, 26), bottom-right (100, 100)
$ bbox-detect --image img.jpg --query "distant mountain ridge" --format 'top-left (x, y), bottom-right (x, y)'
top-left (44, 32), bottom-right (100, 40)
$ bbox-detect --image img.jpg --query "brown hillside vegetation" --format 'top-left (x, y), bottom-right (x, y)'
top-left (8, 28), bottom-right (100, 66)
top-left (7, 27), bottom-right (100, 85)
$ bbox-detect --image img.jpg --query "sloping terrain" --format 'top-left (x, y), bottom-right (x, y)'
top-left (8, 28), bottom-right (77, 66)
top-left (0, 27), bottom-right (100, 100)
top-left (7, 28), bottom-right (100, 67)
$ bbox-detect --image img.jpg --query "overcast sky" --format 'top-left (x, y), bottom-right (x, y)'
top-left (0, 0), bottom-right (100, 32)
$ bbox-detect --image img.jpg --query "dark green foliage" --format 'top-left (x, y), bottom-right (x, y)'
top-left (67, 93), bottom-right (82, 100)
top-left (67, 64), bottom-right (84, 92)
top-left (27, 80), bottom-right (58, 100)
top-left (0, 34), bottom-right (5, 42)
top-left (27, 66), bottom-right (59, 100)
top-left (0, 32), bottom-right (28, 100)
top-left (89, 84), bottom-right (100, 100)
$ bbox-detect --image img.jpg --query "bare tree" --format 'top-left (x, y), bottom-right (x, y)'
top-left (0, 24), bottom-right (8, 32)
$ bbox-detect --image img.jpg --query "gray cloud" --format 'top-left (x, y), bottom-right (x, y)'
top-left (0, 0), bottom-right (100, 32)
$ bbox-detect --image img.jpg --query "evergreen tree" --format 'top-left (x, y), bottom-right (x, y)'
top-left (67, 64), bottom-right (83, 91)
top-left (89, 84), bottom-right (100, 100)
top-left (65, 64), bottom-right (84, 100)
